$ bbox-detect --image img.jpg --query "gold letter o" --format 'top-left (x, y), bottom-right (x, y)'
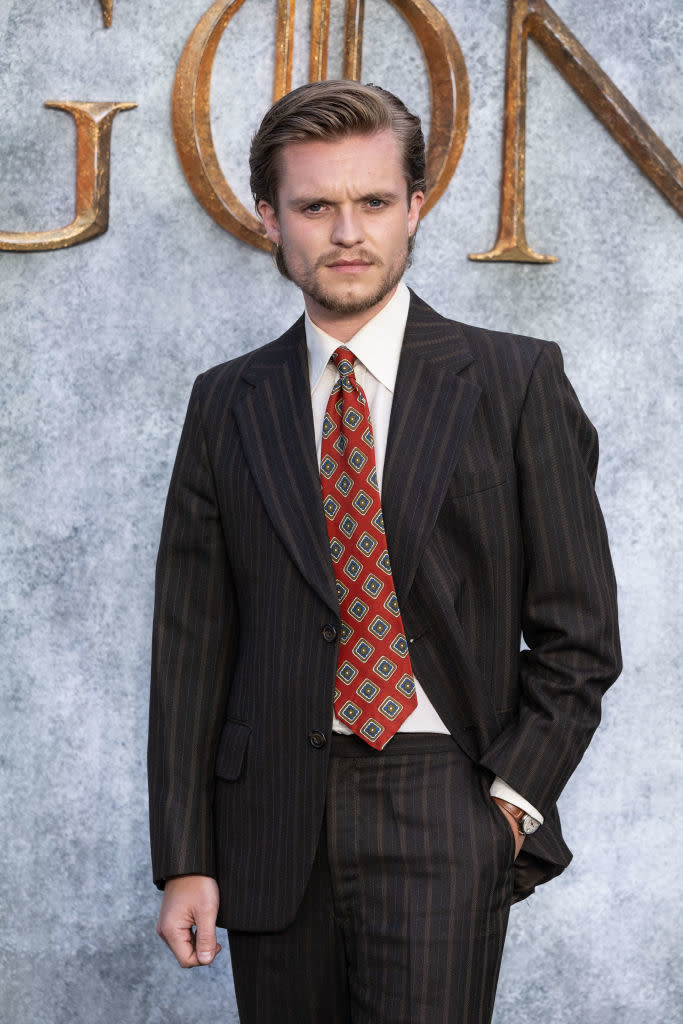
top-left (171, 0), bottom-right (469, 249)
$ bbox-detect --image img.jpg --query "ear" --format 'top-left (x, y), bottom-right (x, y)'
top-left (258, 200), bottom-right (281, 245)
top-left (407, 191), bottom-right (425, 235)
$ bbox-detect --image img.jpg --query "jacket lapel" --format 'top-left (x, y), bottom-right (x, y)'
top-left (382, 293), bottom-right (481, 607)
top-left (233, 318), bottom-right (339, 615)
top-left (232, 294), bottom-right (481, 618)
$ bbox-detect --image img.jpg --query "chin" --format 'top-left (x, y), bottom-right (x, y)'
top-left (317, 290), bottom-right (386, 316)
top-left (314, 272), bottom-right (400, 317)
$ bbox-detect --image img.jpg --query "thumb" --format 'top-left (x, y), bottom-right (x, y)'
top-left (195, 910), bottom-right (220, 965)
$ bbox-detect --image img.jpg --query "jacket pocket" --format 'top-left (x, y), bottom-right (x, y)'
top-left (450, 462), bottom-right (508, 498)
top-left (215, 719), bottom-right (251, 781)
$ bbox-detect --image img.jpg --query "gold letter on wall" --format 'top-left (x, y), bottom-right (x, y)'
top-left (0, 101), bottom-right (136, 253)
top-left (99, 1), bottom-right (113, 28)
top-left (470, 0), bottom-right (683, 263)
top-left (171, 0), bottom-right (469, 250)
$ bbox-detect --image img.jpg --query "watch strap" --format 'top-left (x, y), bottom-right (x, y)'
top-left (493, 799), bottom-right (540, 836)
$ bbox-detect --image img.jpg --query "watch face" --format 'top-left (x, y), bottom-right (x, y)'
top-left (522, 815), bottom-right (540, 835)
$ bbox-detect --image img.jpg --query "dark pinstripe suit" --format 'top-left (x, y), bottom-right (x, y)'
top-left (148, 292), bottom-right (621, 1014)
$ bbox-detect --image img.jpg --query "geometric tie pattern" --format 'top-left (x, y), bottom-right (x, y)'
top-left (320, 347), bottom-right (418, 750)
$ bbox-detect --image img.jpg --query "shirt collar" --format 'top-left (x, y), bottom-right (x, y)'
top-left (306, 281), bottom-right (410, 394)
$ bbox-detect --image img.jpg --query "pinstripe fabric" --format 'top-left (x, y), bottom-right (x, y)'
top-left (148, 291), bottom-right (621, 931)
top-left (228, 734), bottom-right (512, 1024)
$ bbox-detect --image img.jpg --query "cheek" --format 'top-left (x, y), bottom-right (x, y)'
top-left (284, 226), bottom-right (323, 262)
top-left (384, 219), bottom-right (411, 256)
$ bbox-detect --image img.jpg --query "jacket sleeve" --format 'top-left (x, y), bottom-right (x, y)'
top-left (479, 342), bottom-right (622, 813)
top-left (147, 376), bottom-right (238, 888)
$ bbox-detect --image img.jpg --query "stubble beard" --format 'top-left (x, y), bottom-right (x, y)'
top-left (278, 236), bottom-right (415, 317)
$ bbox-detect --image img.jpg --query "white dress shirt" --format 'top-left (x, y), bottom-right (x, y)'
top-left (305, 281), bottom-right (542, 823)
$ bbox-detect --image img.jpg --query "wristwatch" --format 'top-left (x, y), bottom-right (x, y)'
top-left (495, 799), bottom-right (541, 836)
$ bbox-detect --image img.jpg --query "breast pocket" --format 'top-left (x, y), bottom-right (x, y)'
top-left (450, 462), bottom-right (508, 498)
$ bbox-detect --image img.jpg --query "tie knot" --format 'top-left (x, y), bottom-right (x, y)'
top-left (332, 347), bottom-right (355, 380)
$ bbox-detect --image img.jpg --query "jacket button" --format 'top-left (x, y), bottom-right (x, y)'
top-left (322, 624), bottom-right (338, 643)
top-left (308, 731), bottom-right (327, 749)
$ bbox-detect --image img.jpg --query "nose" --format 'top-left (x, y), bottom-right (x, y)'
top-left (330, 206), bottom-right (364, 247)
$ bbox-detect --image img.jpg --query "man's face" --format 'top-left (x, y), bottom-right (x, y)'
top-left (258, 130), bottom-right (424, 331)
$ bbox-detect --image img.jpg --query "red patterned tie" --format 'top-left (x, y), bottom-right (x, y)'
top-left (321, 347), bottom-right (417, 750)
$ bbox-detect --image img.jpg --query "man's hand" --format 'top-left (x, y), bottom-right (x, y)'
top-left (492, 798), bottom-right (525, 860)
top-left (156, 874), bottom-right (222, 967)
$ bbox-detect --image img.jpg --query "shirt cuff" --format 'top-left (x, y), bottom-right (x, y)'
top-left (490, 776), bottom-right (544, 824)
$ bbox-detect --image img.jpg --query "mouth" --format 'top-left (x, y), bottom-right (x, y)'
top-left (325, 259), bottom-right (374, 272)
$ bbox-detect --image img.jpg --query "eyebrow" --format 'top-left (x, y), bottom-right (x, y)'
top-left (286, 190), bottom-right (403, 208)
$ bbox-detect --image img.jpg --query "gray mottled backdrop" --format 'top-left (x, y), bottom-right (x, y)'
top-left (1, 1), bottom-right (681, 1021)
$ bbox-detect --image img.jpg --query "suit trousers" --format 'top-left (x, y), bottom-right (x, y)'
top-left (228, 733), bottom-right (515, 1024)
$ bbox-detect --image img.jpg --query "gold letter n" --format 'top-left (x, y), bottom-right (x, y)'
top-left (470, 0), bottom-right (683, 263)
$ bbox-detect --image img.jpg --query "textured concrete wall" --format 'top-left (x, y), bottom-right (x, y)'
top-left (0, 1), bottom-right (680, 1021)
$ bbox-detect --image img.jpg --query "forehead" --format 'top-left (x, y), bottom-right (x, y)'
top-left (276, 130), bottom-right (405, 196)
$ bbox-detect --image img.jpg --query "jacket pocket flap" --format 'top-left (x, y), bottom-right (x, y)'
top-left (215, 719), bottom-right (251, 781)
top-left (451, 462), bottom-right (508, 497)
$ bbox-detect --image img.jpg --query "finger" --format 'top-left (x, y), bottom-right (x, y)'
top-left (195, 912), bottom-right (220, 965)
top-left (193, 937), bottom-right (223, 964)
top-left (157, 916), bottom-right (198, 968)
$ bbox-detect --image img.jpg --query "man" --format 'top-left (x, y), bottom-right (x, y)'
top-left (149, 80), bottom-right (621, 1022)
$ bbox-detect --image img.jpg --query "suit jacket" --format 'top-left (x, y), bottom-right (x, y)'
top-left (148, 291), bottom-right (621, 931)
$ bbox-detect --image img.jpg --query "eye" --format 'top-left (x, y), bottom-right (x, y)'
top-left (305, 202), bottom-right (325, 214)
top-left (366, 198), bottom-right (385, 209)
